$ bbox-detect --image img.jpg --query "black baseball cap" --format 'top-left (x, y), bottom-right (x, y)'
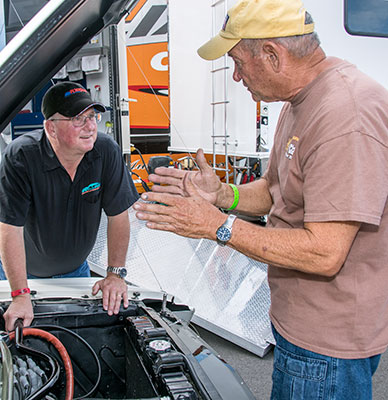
top-left (42, 82), bottom-right (106, 119)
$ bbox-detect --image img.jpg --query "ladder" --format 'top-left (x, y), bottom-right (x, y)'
top-left (210, 0), bottom-right (232, 183)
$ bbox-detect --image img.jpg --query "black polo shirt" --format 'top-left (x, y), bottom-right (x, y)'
top-left (0, 130), bottom-right (139, 276)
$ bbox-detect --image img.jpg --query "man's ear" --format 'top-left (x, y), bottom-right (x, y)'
top-left (44, 120), bottom-right (56, 138)
top-left (262, 41), bottom-right (281, 72)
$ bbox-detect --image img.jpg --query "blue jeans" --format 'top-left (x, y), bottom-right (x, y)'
top-left (0, 260), bottom-right (91, 280)
top-left (271, 324), bottom-right (381, 400)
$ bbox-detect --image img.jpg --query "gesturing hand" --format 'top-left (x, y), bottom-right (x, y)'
top-left (134, 170), bottom-right (226, 239)
top-left (149, 149), bottom-right (222, 204)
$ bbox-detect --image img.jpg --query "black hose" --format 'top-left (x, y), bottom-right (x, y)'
top-left (34, 324), bottom-right (102, 400)
top-left (131, 171), bottom-right (151, 192)
top-left (131, 147), bottom-right (150, 176)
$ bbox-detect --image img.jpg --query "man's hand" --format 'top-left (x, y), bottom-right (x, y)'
top-left (134, 172), bottom-right (226, 239)
top-left (4, 295), bottom-right (34, 332)
top-left (150, 149), bottom-right (222, 204)
top-left (92, 274), bottom-right (129, 316)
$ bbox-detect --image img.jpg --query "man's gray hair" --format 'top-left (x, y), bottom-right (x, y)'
top-left (241, 32), bottom-right (321, 59)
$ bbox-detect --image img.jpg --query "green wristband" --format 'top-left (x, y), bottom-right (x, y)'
top-left (225, 183), bottom-right (239, 211)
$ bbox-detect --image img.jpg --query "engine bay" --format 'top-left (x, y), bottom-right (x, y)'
top-left (0, 297), bottom-right (250, 400)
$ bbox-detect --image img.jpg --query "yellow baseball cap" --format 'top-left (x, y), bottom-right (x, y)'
top-left (198, 0), bottom-right (314, 60)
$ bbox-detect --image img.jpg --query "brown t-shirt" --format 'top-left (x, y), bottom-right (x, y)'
top-left (266, 58), bottom-right (388, 358)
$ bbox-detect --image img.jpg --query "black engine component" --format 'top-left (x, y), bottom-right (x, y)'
top-left (147, 156), bottom-right (173, 175)
top-left (126, 316), bottom-right (197, 399)
top-left (0, 299), bottom-right (202, 399)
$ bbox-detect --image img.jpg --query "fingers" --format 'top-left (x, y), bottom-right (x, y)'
top-left (99, 276), bottom-right (128, 316)
top-left (10, 315), bottom-right (33, 330)
top-left (150, 169), bottom-right (192, 197)
top-left (137, 212), bottom-right (173, 227)
top-left (151, 183), bottom-right (184, 196)
top-left (153, 167), bottom-right (187, 179)
top-left (143, 221), bottom-right (176, 232)
top-left (135, 204), bottom-right (174, 225)
top-left (5, 315), bottom-right (16, 332)
top-left (108, 290), bottom-right (129, 315)
top-left (91, 281), bottom-right (100, 295)
top-left (135, 195), bottom-right (174, 215)
top-left (135, 195), bottom-right (178, 225)
top-left (139, 191), bottom-right (170, 205)
top-left (6, 318), bottom-right (16, 332)
top-left (4, 300), bottom-right (34, 331)
top-left (196, 148), bottom-right (212, 173)
top-left (122, 289), bottom-right (129, 309)
top-left (149, 172), bottom-right (187, 187)
top-left (109, 292), bottom-right (122, 316)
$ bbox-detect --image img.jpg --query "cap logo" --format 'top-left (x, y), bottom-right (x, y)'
top-left (222, 14), bottom-right (230, 31)
top-left (64, 88), bottom-right (88, 97)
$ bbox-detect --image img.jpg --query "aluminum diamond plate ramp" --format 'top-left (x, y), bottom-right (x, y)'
top-left (88, 203), bottom-right (274, 357)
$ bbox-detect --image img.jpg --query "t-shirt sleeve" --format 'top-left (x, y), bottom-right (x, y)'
top-left (0, 150), bottom-right (31, 226)
top-left (303, 131), bottom-right (388, 226)
top-left (101, 138), bottom-right (139, 216)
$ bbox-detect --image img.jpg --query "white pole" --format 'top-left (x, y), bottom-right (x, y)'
top-left (0, 0), bottom-right (6, 50)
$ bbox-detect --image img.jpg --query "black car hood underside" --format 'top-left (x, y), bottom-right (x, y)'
top-left (0, 0), bottom-right (138, 133)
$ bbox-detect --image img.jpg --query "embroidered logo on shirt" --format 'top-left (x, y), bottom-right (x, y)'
top-left (285, 136), bottom-right (299, 160)
top-left (82, 182), bottom-right (101, 195)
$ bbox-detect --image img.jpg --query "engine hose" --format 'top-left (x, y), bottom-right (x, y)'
top-left (9, 328), bottom-right (74, 400)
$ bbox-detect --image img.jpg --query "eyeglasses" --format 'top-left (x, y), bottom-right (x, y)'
top-left (50, 113), bottom-right (102, 128)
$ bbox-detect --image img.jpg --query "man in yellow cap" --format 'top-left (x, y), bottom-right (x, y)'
top-left (134, 1), bottom-right (388, 398)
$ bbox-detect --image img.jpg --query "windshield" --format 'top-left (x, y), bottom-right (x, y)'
top-left (345, 0), bottom-right (388, 37)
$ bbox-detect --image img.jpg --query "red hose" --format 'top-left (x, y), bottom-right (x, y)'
top-left (9, 328), bottom-right (74, 400)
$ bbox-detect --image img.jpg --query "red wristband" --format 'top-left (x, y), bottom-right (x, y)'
top-left (11, 288), bottom-right (31, 297)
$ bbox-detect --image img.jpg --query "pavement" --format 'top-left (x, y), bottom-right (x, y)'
top-left (196, 325), bottom-right (388, 400)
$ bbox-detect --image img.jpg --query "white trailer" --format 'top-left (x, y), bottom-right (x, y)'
top-left (168, 0), bottom-right (388, 160)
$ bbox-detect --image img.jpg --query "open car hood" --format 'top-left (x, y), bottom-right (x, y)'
top-left (0, 0), bottom-right (138, 133)
top-left (0, 277), bottom-right (178, 304)
top-left (0, 279), bottom-right (256, 400)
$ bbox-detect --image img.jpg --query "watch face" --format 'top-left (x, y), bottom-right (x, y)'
top-left (119, 268), bottom-right (127, 278)
top-left (216, 226), bottom-right (232, 242)
top-left (107, 266), bottom-right (127, 279)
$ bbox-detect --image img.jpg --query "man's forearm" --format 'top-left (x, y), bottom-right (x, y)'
top-left (107, 210), bottom-right (130, 267)
top-left (227, 218), bottom-right (360, 277)
top-left (0, 223), bottom-right (34, 331)
top-left (0, 222), bottom-right (28, 289)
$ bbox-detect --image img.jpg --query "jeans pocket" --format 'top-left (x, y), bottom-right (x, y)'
top-left (271, 344), bottom-right (328, 400)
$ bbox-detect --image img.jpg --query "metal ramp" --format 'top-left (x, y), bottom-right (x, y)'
top-left (88, 205), bottom-right (274, 357)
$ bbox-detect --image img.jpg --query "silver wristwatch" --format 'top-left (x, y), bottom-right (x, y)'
top-left (106, 266), bottom-right (127, 279)
top-left (216, 214), bottom-right (237, 246)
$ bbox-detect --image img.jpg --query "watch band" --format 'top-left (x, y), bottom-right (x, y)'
top-left (107, 266), bottom-right (127, 279)
top-left (223, 214), bottom-right (237, 228)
